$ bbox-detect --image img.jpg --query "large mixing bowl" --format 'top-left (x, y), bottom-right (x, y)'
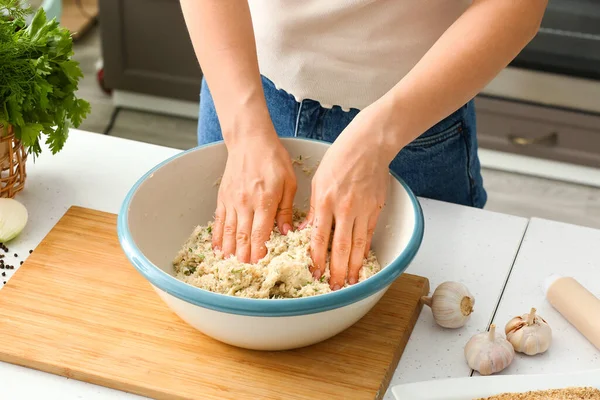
top-left (117, 138), bottom-right (423, 350)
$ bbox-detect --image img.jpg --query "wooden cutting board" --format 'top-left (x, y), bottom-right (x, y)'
top-left (0, 207), bottom-right (429, 400)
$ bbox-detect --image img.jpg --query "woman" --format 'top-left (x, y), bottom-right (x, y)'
top-left (180, 0), bottom-right (547, 290)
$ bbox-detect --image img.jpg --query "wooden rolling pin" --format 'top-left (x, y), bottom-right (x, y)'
top-left (544, 275), bottom-right (600, 351)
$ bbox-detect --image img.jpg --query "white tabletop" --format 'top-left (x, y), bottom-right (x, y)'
top-left (489, 217), bottom-right (600, 377)
top-left (3, 131), bottom-right (177, 400)
top-left (389, 199), bottom-right (527, 390)
top-left (3, 130), bottom-right (530, 399)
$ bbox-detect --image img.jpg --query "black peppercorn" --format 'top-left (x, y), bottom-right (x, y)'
top-left (14, 253), bottom-right (18, 257)
top-left (20, 261), bottom-right (23, 265)
top-left (29, 250), bottom-right (33, 254)
top-left (3, 281), bottom-right (5, 284)
top-left (2, 272), bottom-right (5, 277)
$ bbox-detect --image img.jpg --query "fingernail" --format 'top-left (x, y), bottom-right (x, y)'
top-left (332, 284), bottom-right (341, 291)
top-left (313, 269), bottom-right (322, 280)
top-left (283, 223), bottom-right (291, 235)
top-left (349, 277), bottom-right (357, 285)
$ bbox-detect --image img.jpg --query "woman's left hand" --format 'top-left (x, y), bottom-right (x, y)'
top-left (303, 106), bottom-right (398, 290)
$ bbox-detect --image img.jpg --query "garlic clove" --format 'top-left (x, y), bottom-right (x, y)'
top-left (505, 307), bottom-right (552, 356)
top-left (421, 281), bottom-right (475, 329)
top-left (465, 324), bottom-right (514, 376)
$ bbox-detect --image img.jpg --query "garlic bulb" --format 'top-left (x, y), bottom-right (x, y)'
top-left (421, 281), bottom-right (475, 328)
top-left (505, 307), bottom-right (552, 355)
top-left (465, 324), bottom-right (514, 376)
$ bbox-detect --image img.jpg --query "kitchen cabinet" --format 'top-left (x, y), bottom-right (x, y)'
top-left (98, 0), bottom-right (203, 102)
top-left (475, 96), bottom-right (600, 168)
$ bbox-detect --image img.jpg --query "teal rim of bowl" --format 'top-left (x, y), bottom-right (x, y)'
top-left (117, 137), bottom-right (424, 317)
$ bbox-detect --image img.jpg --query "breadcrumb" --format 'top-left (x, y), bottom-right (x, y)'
top-left (476, 387), bottom-right (600, 399)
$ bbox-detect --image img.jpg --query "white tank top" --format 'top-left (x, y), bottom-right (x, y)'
top-left (248, 0), bottom-right (471, 111)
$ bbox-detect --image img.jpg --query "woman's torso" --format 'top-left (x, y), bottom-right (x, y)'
top-left (249, 0), bottom-right (472, 111)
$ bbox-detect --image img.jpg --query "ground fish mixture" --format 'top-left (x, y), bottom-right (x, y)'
top-left (172, 212), bottom-right (382, 299)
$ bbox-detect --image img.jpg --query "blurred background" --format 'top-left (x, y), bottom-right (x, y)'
top-left (43, 0), bottom-right (600, 228)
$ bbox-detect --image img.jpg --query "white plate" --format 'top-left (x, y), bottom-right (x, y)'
top-left (392, 369), bottom-right (600, 399)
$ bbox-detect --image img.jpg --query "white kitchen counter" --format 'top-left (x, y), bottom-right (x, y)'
top-left (489, 218), bottom-right (600, 377)
top-left (2, 130), bottom-right (529, 399)
top-left (391, 199), bottom-right (527, 389)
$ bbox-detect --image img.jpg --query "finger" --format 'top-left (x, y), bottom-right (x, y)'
top-left (221, 207), bottom-right (237, 259)
top-left (299, 207), bottom-right (314, 230)
top-left (365, 207), bottom-right (382, 257)
top-left (309, 206), bottom-right (333, 281)
top-left (348, 216), bottom-right (368, 285)
top-left (276, 180), bottom-right (296, 235)
top-left (299, 205), bottom-right (314, 230)
top-left (235, 209), bottom-right (253, 263)
top-left (212, 201), bottom-right (226, 251)
top-left (329, 213), bottom-right (354, 290)
top-left (299, 182), bottom-right (316, 230)
top-left (250, 204), bottom-right (278, 263)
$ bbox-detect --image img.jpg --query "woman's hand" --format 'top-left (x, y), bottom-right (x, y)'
top-left (304, 107), bottom-right (398, 290)
top-left (212, 131), bottom-right (297, 264)
top-left (181, 0), bottom-right (297, 264)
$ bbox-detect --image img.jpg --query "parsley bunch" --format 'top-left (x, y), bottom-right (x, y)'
top-left (0, 0), bottom-right (90, 156)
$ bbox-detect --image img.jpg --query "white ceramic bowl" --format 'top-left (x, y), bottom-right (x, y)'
top-left (118, 138), bottom-right (423, 351)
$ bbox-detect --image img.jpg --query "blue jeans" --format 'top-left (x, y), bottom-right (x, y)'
top-left (198, 76), bottom-right (487, 208)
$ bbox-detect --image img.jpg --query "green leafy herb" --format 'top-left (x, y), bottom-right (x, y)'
top-left (320, 275), bottom-right (326, 283)
top-left (188, 247), bottom-right (193, 252)
top-left (0, 2), bottom-right (90, 156)
top-left (0, 0), bottom-right (30, 20)
top-left (231, 268), bottom-right (243, 273)
top-left (207, 226), bottom-right (212, 234)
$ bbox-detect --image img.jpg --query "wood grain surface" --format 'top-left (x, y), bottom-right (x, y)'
top-left (0, 206), bottom-right (429, 400)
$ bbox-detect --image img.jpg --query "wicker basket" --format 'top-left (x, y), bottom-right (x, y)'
top-left (0, 125), bottom-right (27, 198)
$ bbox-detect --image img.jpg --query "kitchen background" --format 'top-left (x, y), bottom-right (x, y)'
top-left (63, 0), bottom-right (600, 228)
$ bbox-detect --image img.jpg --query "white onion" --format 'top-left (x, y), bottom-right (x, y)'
top-left (0, 198), bottom-right (28, 242)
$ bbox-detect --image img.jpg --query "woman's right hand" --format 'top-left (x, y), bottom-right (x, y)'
top-left (212, 131), bottom-right (297, 264)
